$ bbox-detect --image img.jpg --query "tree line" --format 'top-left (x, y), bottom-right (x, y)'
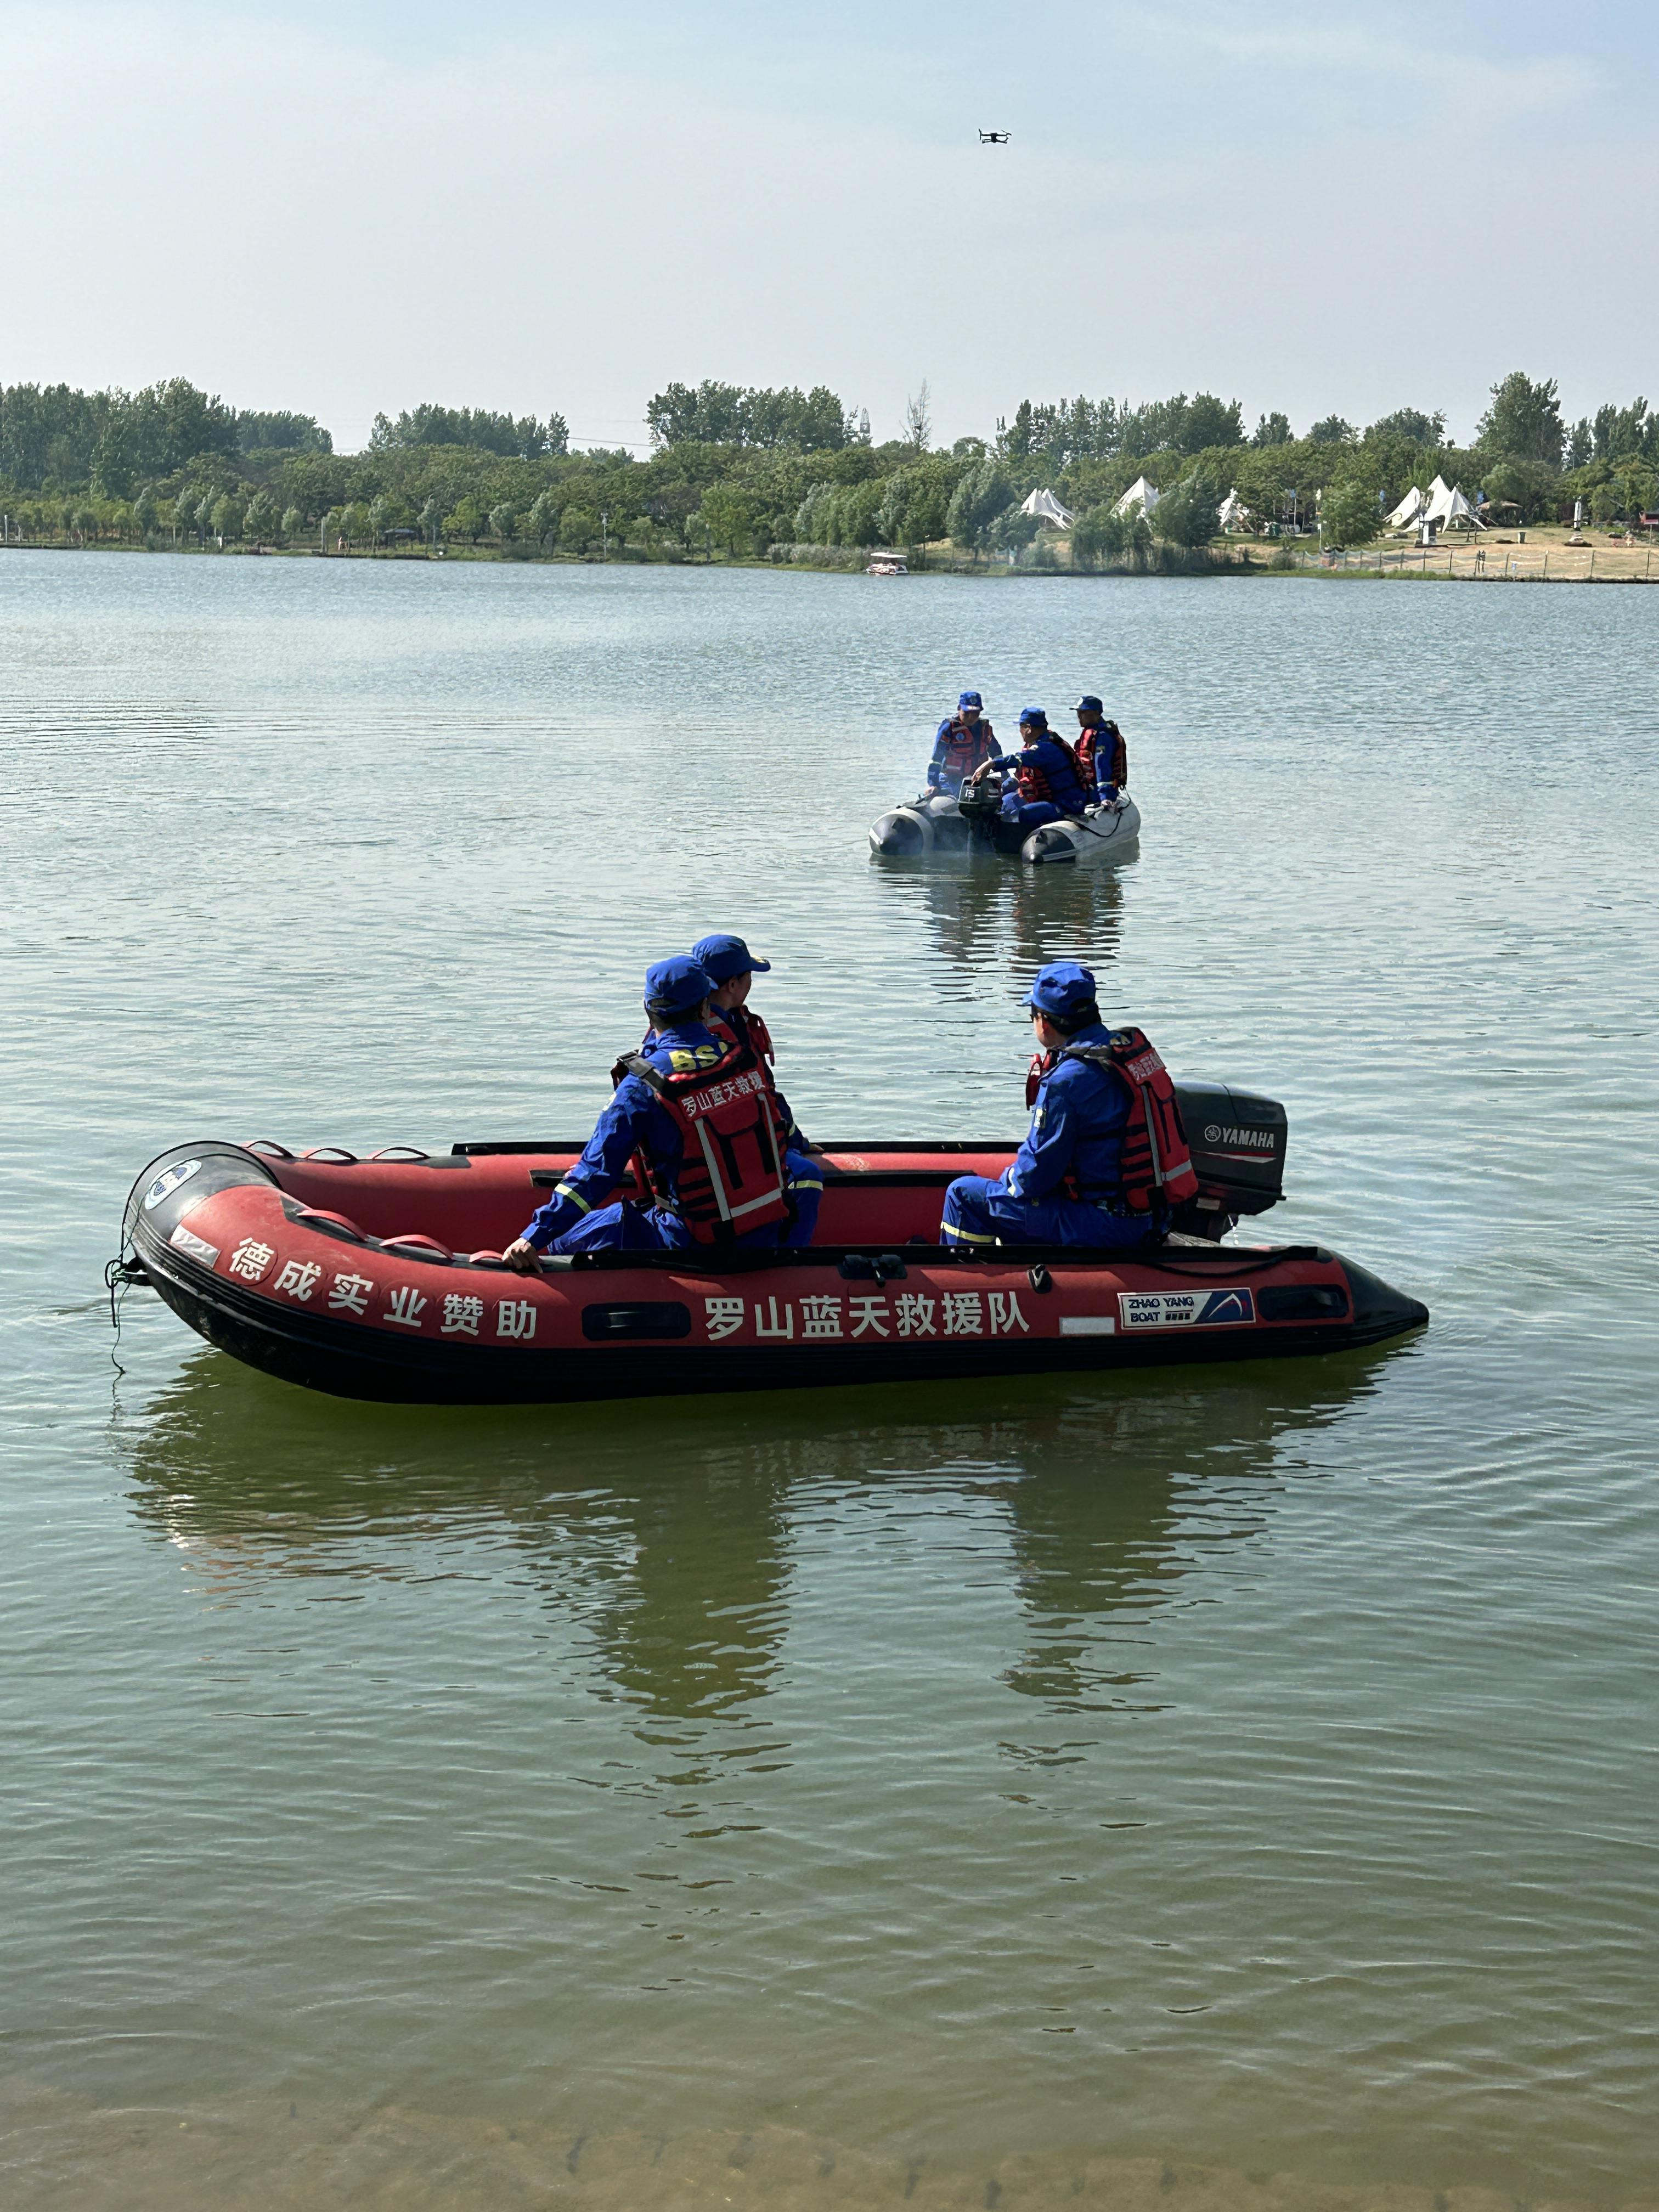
top-left (3, 369), bottom-right (1656, 562)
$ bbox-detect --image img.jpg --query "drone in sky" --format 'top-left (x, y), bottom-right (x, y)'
top-left (979, 129), bottom-right (1010, 144)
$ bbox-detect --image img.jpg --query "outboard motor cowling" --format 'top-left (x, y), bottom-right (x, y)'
top-left (1170, 1080), bottom-right (1287, 1239)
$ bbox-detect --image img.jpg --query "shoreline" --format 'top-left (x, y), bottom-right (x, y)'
top-left (3, 539), bottom-right (1656, 585)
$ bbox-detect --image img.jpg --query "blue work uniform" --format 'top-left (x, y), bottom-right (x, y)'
top-left (928, 716), bottom-right (1002, 794)
top-left (998, 735), bottom-right (1089, 832)
top-left (520, 1018), bottom-right (822, 1255)
top-left (940, 1022), bottom-right (1148, 1249)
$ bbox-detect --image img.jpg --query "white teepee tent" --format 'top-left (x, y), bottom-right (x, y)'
top-left (1217, 488), bottom-right (1250, 530)
top-left (1113, 475), bottom-right (1160, 517)
top-left (1386, 484), bottom-right (1425, 530)
top-left (1423, 478), bottom-right (1484, 530)
top-left (1019, 487), bottom-right (1075, 528)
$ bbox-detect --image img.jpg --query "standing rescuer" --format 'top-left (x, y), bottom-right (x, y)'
top-left (1072, 695), bottom-right (1127, 804)
top-left (927, 689), bottom-right (1002, 794)
top-left (940, 962), bottom-right (1197, 1250)
top-left (503, 955), bottom-right (822, 1267)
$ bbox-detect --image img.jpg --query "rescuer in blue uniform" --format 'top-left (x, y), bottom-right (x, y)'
top-left (939, 962), bottom-right (1151, 1251)
top-left (967, 707), bottom-right (1088, 835)
top-left (501, 956), bottom-right (821, 1266)
top-left (927, 689), bottom-right (1002, 794)
top-left (692, 932), bottom-right (824, 1184)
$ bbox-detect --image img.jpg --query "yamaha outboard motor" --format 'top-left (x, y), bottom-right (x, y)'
top-left (1169, 1080), bottom-right (1288, 1240)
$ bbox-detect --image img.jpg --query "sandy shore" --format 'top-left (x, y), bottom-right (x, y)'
top-left (1250, 526), bottom-right (1659, 584)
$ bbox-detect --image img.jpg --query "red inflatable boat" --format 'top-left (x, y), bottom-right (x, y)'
top-left (119, 1096), bottom-right (1427, 1404)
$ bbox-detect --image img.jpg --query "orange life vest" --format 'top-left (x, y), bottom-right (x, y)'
top-left (1075, 720), bottom-right (1127, 795)
top-left (1027, 1028), bottom-right (1198, 1213)
top-left (937, 715), bottom-right (999, 782)
top-left (620, 1038), bottom-right (793, 1243)
top-left (1012, 734), bottom-right (1087, 814)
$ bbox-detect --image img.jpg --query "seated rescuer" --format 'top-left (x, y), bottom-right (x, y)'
top-left (1072, 695), bottom-right (1128, 804)
top-left (940, 962), bottom-right (1198, 1251)
top-left (969, 708), bottom-right (1088, 833)
top-left (502, 956), bottom-right (822, 1267)
top-left (927, 689), bottom-right (1001, 795)
top-left (692, 934), bottom-right (825, 1189)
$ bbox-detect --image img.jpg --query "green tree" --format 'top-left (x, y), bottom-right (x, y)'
top-left (210, 493), bottom-right (244, 540)
top-left (443, 495), bottom-right (487, 543)
top-left (132, 486), bottom-right (157, 537)
top-left (1179, 393), bottom-right (1245, 450)
top-left (1590, 397), bottom-right (1653, 460)
top-left (1366, 407), bottom-right (1446, 445)
top-left (945, 459), bottom-right (1013, 556)
top-left (1477, 371), bottom-right (1565, 466)
top-left (1319, 478), bottom-right (1380, 547)
top-left (698, 481), bottom-right (756, 551)
top-left (1153, 474), bottom-right (1223, 548)
top-left (244, 490), bottom-right (278, 541)
top-left (558, 505), bottom-right (597, 554)
top-left (1070, 505), bottom-right (1144, 570)
top-left (279, 505), bottom-right (302, 542)
top-left (1479, 458), bottom-right (1557, 524)
top-left (1251, 413), bottom-right (1292, 448)
top-left (1308, 416), bottom-right (1357, 447)
top-left (418, 495), bottom-right (442, 545)
top-left (527, 489), bottom-right (559, 544)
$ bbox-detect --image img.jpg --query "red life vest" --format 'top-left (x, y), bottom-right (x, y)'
top-left (620, 1037), bottom-right (793, 1243)
top-left (1012, 735), bottom-right (1087, 814)
top-left (1075, 720), bottom-right (1127, 796)
top-left (1027, 1028), bottom-right (1198, 1214)
top-left (720, 1003), bottom-right (775, 1069)
top-left (938, 715), bottom-right (998, 782)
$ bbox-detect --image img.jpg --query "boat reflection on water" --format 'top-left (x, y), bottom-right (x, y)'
top-left (123, 1345), bottom-right (1400, 1737)
top-left (894, 845), bottom-right (1128, 983)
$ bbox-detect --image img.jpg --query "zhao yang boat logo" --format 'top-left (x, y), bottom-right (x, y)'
top-left (142, 1159), bottom-right (202, 1210)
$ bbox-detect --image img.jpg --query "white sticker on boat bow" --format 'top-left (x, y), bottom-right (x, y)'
top-left (1059, 1314), bottom-right (1116, 1336)
top-left (143, 1158), bottom-right (202, 1210)
top-left (169, 1222), bottom-right (220, 1267)
top-left (1118, 1287), bottom-right (1256, 1329)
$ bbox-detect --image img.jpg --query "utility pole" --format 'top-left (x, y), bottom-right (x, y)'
top-left (601, 508), bottom-right (609, 561)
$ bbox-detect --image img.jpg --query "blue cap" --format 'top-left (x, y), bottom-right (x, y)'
top-left (644, 953), bottom-right (716, 1015)
top-left (957, 690), bottom-right (983, 709)
top-left (692, 933), bottom-right (771, 985)
top-left (1018, 706), bottom-right (1048, 728)
top-left (1025, 961), bottom-right (1098, 1019)
top-left (1075, 694), bottom-right (1103, 713)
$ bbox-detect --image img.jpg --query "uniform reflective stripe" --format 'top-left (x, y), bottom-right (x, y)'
top-left (555, 1182), bottom-right (592, 1212)
top-left (941, 1220), bottom-right (998, 1244)
top-left (694, 1121), bottom-right (734, 1221)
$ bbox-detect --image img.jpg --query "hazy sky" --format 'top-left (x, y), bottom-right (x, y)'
top-left (4, 1), bottom-right (1652, 453)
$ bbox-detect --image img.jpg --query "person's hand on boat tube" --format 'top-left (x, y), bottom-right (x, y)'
top-left (503, 1238), bottom-right (541, 1273)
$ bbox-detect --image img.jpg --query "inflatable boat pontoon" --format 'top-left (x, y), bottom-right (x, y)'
top-left (119, 1096), bottom-right (1426, 1405)
top-left (870, 786), bottom-right (1142, 866)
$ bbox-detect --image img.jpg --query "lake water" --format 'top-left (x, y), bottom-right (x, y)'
top-left (3, 552), bottom-right (1656, 2210)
